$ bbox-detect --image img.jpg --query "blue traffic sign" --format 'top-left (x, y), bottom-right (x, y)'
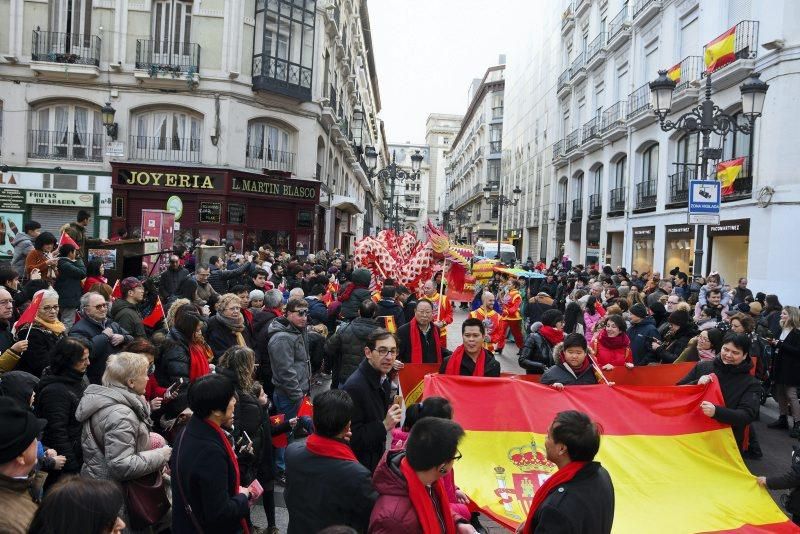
top-left (688, 180), bottom-right (720, 214)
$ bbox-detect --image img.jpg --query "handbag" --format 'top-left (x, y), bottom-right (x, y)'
top-left (89, 418), bottom-right (171, 530)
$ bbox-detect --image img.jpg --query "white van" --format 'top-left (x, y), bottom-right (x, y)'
top-left (475, 241), bottom-right (517, 265)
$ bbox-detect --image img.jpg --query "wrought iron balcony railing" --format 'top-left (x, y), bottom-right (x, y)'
top-left (635, 179), bottom-right (658, 209)
top-left (28, 129), bottom-right (102, 161)
top-left (246, 147), bottom-right (296, 173)
top-left (31, 30), bottom-right (101, 66)
top-left (128, 135), bottom-right (201, 163)
top-left (136, 39), bottom-right (200, 75)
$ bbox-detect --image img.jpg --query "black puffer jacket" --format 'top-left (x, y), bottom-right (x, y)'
top-left (518, 324), bottom-right (558, 374)
top-left (773, 328), bottom-right (800, 386)
top-left (156, 328), bottom-right (192, 386)
top-left (325, 317), bottom-right (380, 387)
top-left (540, 344), bottom-right (597, 386)
top-left (678, 356), bottom-right (760, 448)
top-left (35, 368), bottom-right (88, 473)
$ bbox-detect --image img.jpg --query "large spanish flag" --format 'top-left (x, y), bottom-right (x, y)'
top-left (705, 26), bottom-right (737, 73)
top-left (718, 157), bottom-right (746, 196)
top-left (424, 375), bottom-right (796, 533)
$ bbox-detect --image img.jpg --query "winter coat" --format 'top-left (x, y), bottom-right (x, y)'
top-left (35, 368), bottom-right (88, 473)
top-left (651, 323), bottom-right (699, 364)
top-left (10, 232), bottom-right (34, 278)
top-left (439, 349), bottom-right (501, 377)
top-left (375, 299), bottom-right (406, 328)
top-left (627, 317), bottom-right (661, 365)
top-left (305, 297), bottom-right (330, 327)
top-left (268, 317), bottom-right (310, 402)
top-left (678, 356), bottom-right (760, 448)
top-left (53, 257), bottom-right (87, 309)
top-left (15, 323), bottom-right (65, 378)
top-left (518, 324), bottom-right (557, 374)
top-left (369, 449), bottom-right (459, 534)
top-left (76, 383), bottom-right (168, 482)
top-left (25, 249), bottom-right (54, 283)
top-left (155, 328), bottom-right (192, 386)
top-left (0, 472), bottom-right (41, 534)
top-left (325, 317), bottom-right (381, 387)
top-left (340, 286), bottom-right (373, 320)
top-left (285, 440), bottom-right (377, 534)
top-left (773, 328), bottom-right (800, 386)
top-left (583, 311), bottom-right (602, 343)
top-left (171, 415), bottom-right (250, 534)
top-left (526, 462), bottom-right (615, 534)
top-left (159, 267), bottom-right (190, 304)
top-left (110, 298), bottom-right (146, 339)
top-left (205, 315), bottom-right (254, 361)
top-left (341, 359), bottom-right (392, 473)
top-left (590, 334), bottom-right (633, 368)
top-left (252, 309), bottom-right (280, 388)
top-left (397, 321), bottom-right (444, 364)
top-left (82, 275), bottom-right (107, 293)
top-left (209, 262), bottom-right (251, 294)
top-left (69, 316), bottom-right (132, 384)
top-left (540, 345), bottom-right (597, 386)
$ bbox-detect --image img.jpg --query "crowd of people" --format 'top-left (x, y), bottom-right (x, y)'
top-left (0, 211), bottom-right (795, 533)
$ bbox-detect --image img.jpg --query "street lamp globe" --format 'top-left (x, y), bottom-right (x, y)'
top-left (740, 72), bottom-right (769, 120)
top-left (649, 70), bottom-right (677, 116)
top-left (411, 150), bottom-right (423, 173)
top-left (364, 145), bottom-right (378, 171)
top-left (483, 185), bottom-right (492, 200)
top-left (512, 186), bottom-right (522, 201)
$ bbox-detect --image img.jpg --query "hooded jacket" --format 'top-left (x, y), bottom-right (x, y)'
top-left (69, 315), bottom-right (132, 385)
top-left (35, 368), bottom-right (88, 473)
top-left (375, 299), bottom-right (406, 329)
top-left (325, 316), bottom-right (380, 387)
top-left (110, 298), bottom-right (146, 339)
top-left (339, 269), bottom-right (372, 320)
top-left (627, 316), bottom-right (661, 365)
top-left (10, 232), bottom-right (34, 277)
top-left (75, 383), bottom-right (169, 482)
top-left (540, 343), bottom-right (598, 386)
top-left (267, 317), bottom-right (310, 402)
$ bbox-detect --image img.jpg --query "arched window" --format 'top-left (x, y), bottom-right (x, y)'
top-left (572, 172), bottom-right (583, 220)
top-left (131, 108), bottom-right (202, 162)
top-left (637, 144), bottom-right (658, 208)
top-left (246, 120), bottom-right (294, 172)
top-left (722, 112), bottom-right (753, 162)
top-left (30, 102), bottom-right (103, 161)
top-left (641, 144), bottom-right (659, 183)
top-left (609, 156), bottom-right (626, 212)
top-left (590, 165), bottom-right (603, 216)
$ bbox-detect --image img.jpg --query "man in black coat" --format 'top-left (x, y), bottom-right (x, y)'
top-left (396, 299), bottom-right (445, 364)
top-left (524, 410), bottom-right (615, 533)
top-left (375, 286), bottom-right (406, 330)
top-left (69, 292), bottom-right (132, 384)
top-left (325, 299), bottom-right (380, 388)
top-left (159, 254), bottom-right (191, 303)
top-left (285, 389), bottom-right (377, 533)
top-left (341, 329), bottom-right (403, 473)
top-left (396, 286), bottom-right (416, 324)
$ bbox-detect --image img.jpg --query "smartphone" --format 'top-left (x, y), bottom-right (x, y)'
top-left (166, 377), bottom-right (185, 397)
top-left (242, 431), bottom-right (253, 448)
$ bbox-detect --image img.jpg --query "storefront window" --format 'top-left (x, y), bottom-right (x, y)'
top-left (632, 226), bottom-right (654, 274)
top-left (664, 225), bottom-right (694, 275)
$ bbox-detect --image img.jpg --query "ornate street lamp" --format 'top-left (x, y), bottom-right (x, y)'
top-left (101, 102), bottom-right (118, 140)
top-left (368, 149), bottom-right (423, 233)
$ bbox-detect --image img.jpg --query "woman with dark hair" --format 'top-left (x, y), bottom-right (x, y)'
top-left (562, 302), bottom-right (585, 338)
top-left (34, 337), bottom-right (91, 488)
top-left (28, 476), bottom-right (126, 534)
top-left (157, 308), bottom-right (211, 385)
top-left (25, 231), bottom-right (58, 283)
top-left (674, 328), bottom-right (725, 363)
top-left (678, 332), bottom-right (761, 450)
top-left (541, 333), bottom-right (599, 388)
top-left (761, 294), bottom-right (784, 339)
top-left (519, 309), bottom-right (564, 374)
top-left (649, 301), bottom-right (669, 329)
top-left (82, 258), bottom-right (107, 293)
top-left (650, 309), bottom-right (699, 364)
top-left (590, 315), bottom-right (634, 370)
top-left (171, 373), bottom-right (252, 533)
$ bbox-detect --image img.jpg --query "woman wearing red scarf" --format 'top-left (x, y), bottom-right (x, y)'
top-left (517, 411), bottom-right (614, 534)
top-left (518, 309), bottom-right (565, 374)
top-left (371, 417), bottom-right (477, 534)
top-left (590, 315), bottom-right (634, 371)
top-left (171, 374), bottom-right (252, 533)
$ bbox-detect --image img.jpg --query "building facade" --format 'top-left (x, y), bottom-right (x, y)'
top-left (385, 142), bottom-right (429, 234)
top-left (425, 113), bottom-right (461, 224)
top-left (501, 0), bottom-right (800, 301)
top-left (0, 0), bottom-right (387, 255)
top-left (443, 63), bottom-right (505, 244)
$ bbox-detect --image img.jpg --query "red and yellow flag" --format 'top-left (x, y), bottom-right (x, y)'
top-left (705, 25), bottom-right (737, 73)
top-left (667, 62), bottom-right (682, 82)
top-left (142, 296), bottom-right (165, 328)
top-left (718, 157), bottom-right (745, 195)
top-left (424, 375), bottom-right (795, 532)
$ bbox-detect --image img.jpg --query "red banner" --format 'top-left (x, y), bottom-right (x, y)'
top-left (398, 363), bottom-right (439, 405)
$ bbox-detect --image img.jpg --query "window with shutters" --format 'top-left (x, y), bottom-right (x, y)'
top-left (131, 108), bottom-right (202, 163)
top-left (246, 120), bottom-right (295, 173)
top-left (29, 102), bottom-right (103, 161)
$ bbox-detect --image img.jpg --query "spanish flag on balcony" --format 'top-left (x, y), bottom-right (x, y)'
top-left (705, 25), bottom-right (737, 73)
top-left (667, 62), bottom-right (681, 82)
top-left (424, 374), bottom-right (795, 532)
top-left (718, 157), bottom-right (745, 196)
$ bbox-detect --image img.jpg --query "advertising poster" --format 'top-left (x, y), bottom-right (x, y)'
top-left (0, 212), bottom-right (24, 257)
top-left (88, 248), bottom-right (117, 272)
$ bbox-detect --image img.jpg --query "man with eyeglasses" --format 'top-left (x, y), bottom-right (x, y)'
top-left (342, 329), bottom-right (403, 472)
top-left (193, 263), bottom-right (219, 304)
top-left (69, 291), bottom-right (132, 384)
top-left (268, 297), bottom-right (313, 478)
top-left (0, 287), bottom-right (27, 373)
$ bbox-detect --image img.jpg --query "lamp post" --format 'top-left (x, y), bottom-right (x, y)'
top-left (365, 147), bottom-right (423, 232)
top-left (483, 182), bottom-right (522, 260)
top-left (649, 70), bottom-right (768, 278)
top-left (101, 102), bottom-right (118, 140)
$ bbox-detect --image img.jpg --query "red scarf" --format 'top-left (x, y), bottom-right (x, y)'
top-left (399, 457), bottom-right (456, 534)
top-left (189, 343), bottom-right (211, 382)
top-left (598, 328), bottom-right (630, 350)
top-left (204, 420), bottom-right (250, 534)
top-left (445, 345), bottom-right (486, 376)
top-left (522, 461), bottom-right (588, 534)
top-left (539, 325), bottom-right (564, 347)
top-left (338, 281), bottom-right (367, 303)
top-left (305, 434), bottom-right (358, 462)
top-left (268, 307), bottom-right (283, 318)
top-left (409, 318), bottom-right (442, 364)
top-left (564, 356), bottom-right (591, 376)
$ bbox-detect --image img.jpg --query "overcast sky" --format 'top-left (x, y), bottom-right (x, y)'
top-left (367, 0), bottom-right (539, 144)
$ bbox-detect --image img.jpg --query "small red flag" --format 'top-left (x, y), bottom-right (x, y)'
top-left (59, 232), bottom-right (80, 249)
top-left (13, 291), bottom-right (45, 334)
top-left (111, 280), bottom-right (122, 300)
top-left (142, 297), bottom-right (165, 328)
top-left (270, 414), bottom-right (288, 448)
top-left (297, 396), bottom-right (313, 419)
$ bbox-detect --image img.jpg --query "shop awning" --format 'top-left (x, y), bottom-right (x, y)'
top-left (332, 194), bottom-right (364, 214)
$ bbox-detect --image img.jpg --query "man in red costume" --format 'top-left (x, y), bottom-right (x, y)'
top-left (501, 279), bottom-right (525, 351)
top-left (422, 279), bottom-right (453, 347)
top-left (470, 292), bottom-right (504, 354)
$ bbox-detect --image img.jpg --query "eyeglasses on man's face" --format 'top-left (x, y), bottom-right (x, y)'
top-left (292, 309), bottom-right (308, 317)
top-left (373, 347), bottom-right (398, 356)
top-left (93, 303), bottom-right (109, 310)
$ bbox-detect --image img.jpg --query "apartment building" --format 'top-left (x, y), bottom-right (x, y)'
top-left (425, 113), bottom-right (461, 224)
